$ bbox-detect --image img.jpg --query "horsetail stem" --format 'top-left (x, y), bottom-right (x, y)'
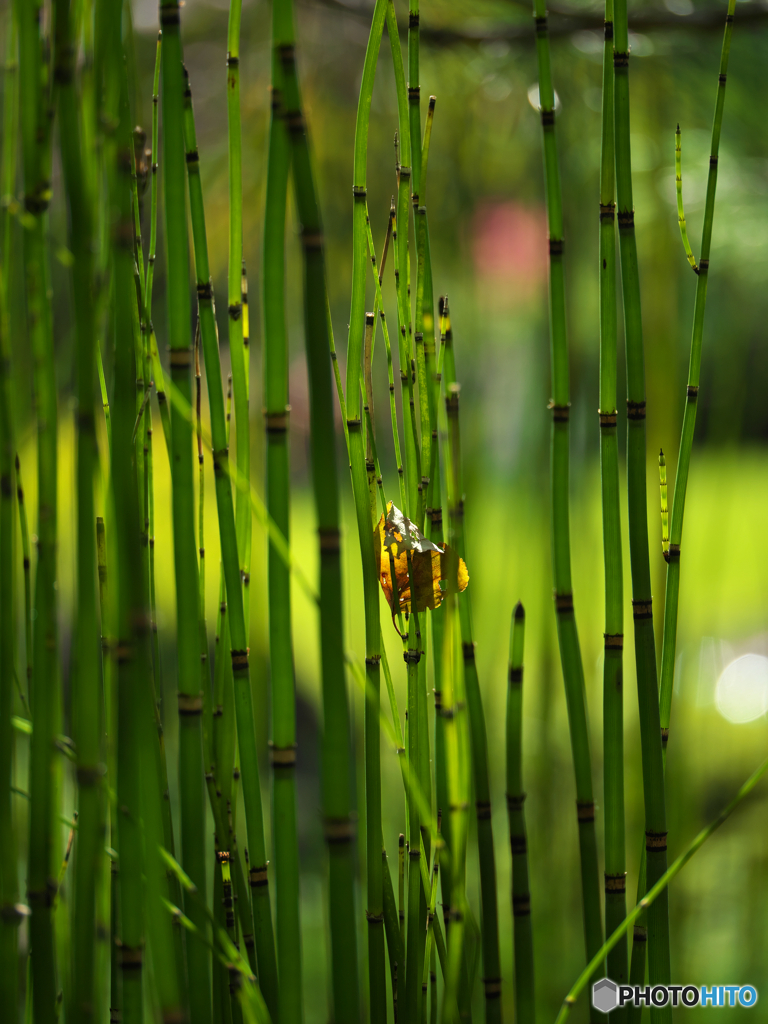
top-left (442, 333), bottom-right (502, 1023)
top-left (18, 0), bottom-right (60, 1011)
top-left (533, 0), bottom-right (604, 1004)
top-left (280, 30), bottom-right (362, 1018)
top-left (181, 46), bottom-right (275, 1013)
top-left (506, 603), bottom-right (534, 1023)
top-left (659, 0), bottom-right (737, 757)
top-left (345, 3), bottom-right (388, 1020)
top-left (159, 6), bottom-right (211, 1020)
top-left (56, 0), bottom-right (104, 1016)
top-left (674, 125), bottom-right (698, 274)
top-left (614, 0), bottom-right (671, 1008)
top-left (599, 0), bottom-right (627, 1001)
top-left (0, 14), bottom-right (19, 1014)
top-left (659, 450), bottom-right (669, 558)
top-left (264, 6), bottom-right (303, 1023)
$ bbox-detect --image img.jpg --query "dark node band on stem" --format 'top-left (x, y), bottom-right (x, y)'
top-left (605, 872), bottom-right (627, 894)
top-left (197, 280), bottom-right (212, 300)
top-left (476, 799), bottom-right (492, 821)
top-left (462, 641), bottom-right (475, 662)
top-left (614, 50), bottom-right (629, 68)
top-left (160, 2), bottom-right (180, 26)
top-left (534, 15), bottom-right (548, 33)
top-left (346, 418), bottom-right (362, 432)
top-left (577, 800), bottom-right (595, 823)
top-left (301, 229), bottom-right (323, 251)
top-left (365, 655), bottom-right (381, 667)
top-left (76, 764), bottom-right (106, 785)
top-left (228, 301), bottom-right (242, 321)
top-left (264, 409), bottom-right (290, 434)
top-left (353, 186), bottom-right (367, 199)
top-left (549, 401), bottom-right (570, 422)
top-left (408, 87), bottom-right (420, 101)
top-left (549, 237), bottom-right (564, 257)
top-left (318, 527), bottom-right (340, 551)
top-left (661, 728), bottom-right (670, 747)
top-left (185, 148), bottom-right (199, 165)
top-left (604, 19), bottom-right (614, 39)
top-left (178, 692), bottom-right (204, 717)
top-left (365, 911), bottom-right (384, 924)
top-left (632, 599), bottom-right (653, 620)
top-left (710, 155), bottom-right (718, 168)
top-left (119, 945), bottom-right (144, 970)
top-left (278, 42), bottom-right (296, 65)
top-left (403, 649), bottom-right (422, 665)
top-left (617, 210), bottom-right (635, 231)
top-left (698, 258), bottom-right (710, 273)
top-left (409, 11), bottom-right (419, 27)
top-left (541, 109), bottom-right (555, 127)
top-left (666, 544), bottom-right (680, 562)
top-left (604, 633), bottom-right (624, 650)
top-left (512, 894), bottom-right (531, 916)
top-left (269, 743), bottom-right (297, 769)
top-left (286, 110), bottom-right (305, 135)
top-left (626, 399), bottom-right (646, 420)
top-left (554, 591), bottom-right (574, 614)
top-left (509, 666), bottom-right (523, 684)
top-left (719, 73), bottom-right (727, 84)
top-left (226, 53), bottom-right (239, 67)
top-left (249, 865), bottom-right (269, 888)
top-left (231, 649), bottom-right (249, 672)
top-left (483, 978), bottom-right (502, 999)
top-left (324, 817), bottom-right (354, 844)
top-left (645, 830), bottom-right (668, 852)
top-left (599, 202), bottom-right (615, 221)
top-left (599, 410), bottom-right (618, 428)
top-left (506, 792), bottom-right (526, 810)
top-left (633, 925), bottom-right (648, 942)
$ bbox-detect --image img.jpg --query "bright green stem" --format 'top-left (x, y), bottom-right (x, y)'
top-left (506, 603), bottom-right (534, 1024)
top-left (264, 7), bottom-right (303, 1024)
top-left (442, 365), bottom-right (502, 1024)
top-left (159, 8), bottom-right (210, 1023)
top-left (113, 96), bottom-right (147, 1024)
top-left (280, 35), bottom-right (362, 1024)
top-left (56, 0), bottom-right (103, 1018)
top-left (345, 4), bottom-right (387, 1021)
top-left (225, 0), bottom-right (278, 1010)
top-left (408, 0), bottom-right (421, 202)
top-left (533, 0), bottom-right (603, 1005)
top-left (599, 0), bottom-right (627, 1001)
top-left (674, 126), bottom-right (697, 274)
top-left (659, 0), bottom-right (736, 747)
top-left (614, 0), bottom-right (671, 1011)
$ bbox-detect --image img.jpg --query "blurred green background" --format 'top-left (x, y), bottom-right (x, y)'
top-left (5, 0), bottom-right (768, 1019)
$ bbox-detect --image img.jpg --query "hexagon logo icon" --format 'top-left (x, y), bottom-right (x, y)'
top-left (592, 978), bottom-right (619, 1014)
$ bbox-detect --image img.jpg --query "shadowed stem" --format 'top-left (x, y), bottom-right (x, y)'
top-left (533, 0), bottom-right (604, 1009)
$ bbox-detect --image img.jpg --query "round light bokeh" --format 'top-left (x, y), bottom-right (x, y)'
top-left (715, 654), bottom-right (768, 724)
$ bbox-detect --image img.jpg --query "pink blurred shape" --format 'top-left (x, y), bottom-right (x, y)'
top-left (472, 201), bottom-right (548, 292)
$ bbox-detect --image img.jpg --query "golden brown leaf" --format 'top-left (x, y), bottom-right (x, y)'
top-left (374, 503), bottom-right (469, 628)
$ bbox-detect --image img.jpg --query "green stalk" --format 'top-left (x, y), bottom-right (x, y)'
top-left (159, 6), bottom-right (211, 1022)
top-left (506, 603), bottom-right (534, 1024)
top-left (17, 0), bottom-right (59, 1014)
top-left (598, 0), bottom-right (627, 1002)
top-left (113, 80), bottom-right (147, 1024)
top-left (263, 6), bottom-right (302, 1023)
top-left (385, 0), bottom-right (420, 522)
top-left (346, 4), bottom-right (388, 1020)
top-left (658, 0), bottom-right (736, 764)
top-left (613, 0), bottom-right (671, 1011)
top-left (55, 0), bottom-right (103, 1018)
top-left (280, 34), bottom-right (362, 1024)
top-left (442, 331), bottom-right (502, 1023)
top-left (0, 11), bottom-right (20, 1016)
top-left (533, 1), bottom-right (603, 1007)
